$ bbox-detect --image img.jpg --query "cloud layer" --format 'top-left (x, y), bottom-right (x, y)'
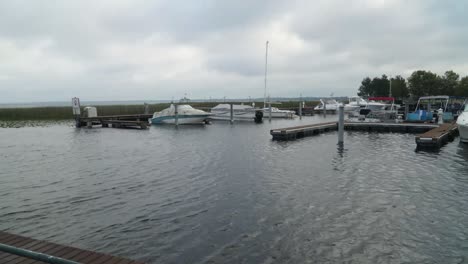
top-left (1, 0), bottom-right (467, 102)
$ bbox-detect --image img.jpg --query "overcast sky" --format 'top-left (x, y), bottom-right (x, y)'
top-left (0, 0), bottom-right (467, 102)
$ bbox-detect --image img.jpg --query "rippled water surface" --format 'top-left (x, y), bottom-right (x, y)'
top-left (2, 116), bottom-right (468, 264)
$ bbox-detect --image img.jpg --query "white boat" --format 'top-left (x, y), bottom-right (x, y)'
top-left (457, 105), bottom-right (468, 143)
top-left (314, 99), bottom-right (341, 111)
top-left (344, 96), bottom-right (368, 111)
top-left (150, 104), bottom-right (212, 124)
top-left (211, 104), bottom-right (261, 121)
top-left (262, 107), bottom-right (296, 118)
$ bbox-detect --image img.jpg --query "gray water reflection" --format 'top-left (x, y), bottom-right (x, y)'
top-left (1, 115), bottom-right (468, 264)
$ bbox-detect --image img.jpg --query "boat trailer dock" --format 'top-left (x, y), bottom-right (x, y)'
top-left (271, 121), bottom-right (458, 148)
top-left (0, 231), bottom-right (144, 263)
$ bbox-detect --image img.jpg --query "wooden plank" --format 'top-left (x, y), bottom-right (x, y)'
top-left (0, 232), bottom-right (144, 264)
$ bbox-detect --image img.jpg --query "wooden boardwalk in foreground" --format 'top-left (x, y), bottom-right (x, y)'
top-left (0, 231), bottom-right (144, 264)
top-left (415, 123), bottom-right (459, 148)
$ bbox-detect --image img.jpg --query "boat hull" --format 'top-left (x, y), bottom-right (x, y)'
top-left (151, 115), bottom-right (210, 125)
top-left (459, 124), bottom-right (468, 143)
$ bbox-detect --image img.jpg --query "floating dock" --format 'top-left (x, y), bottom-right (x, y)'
top-left (270, 122), bottom-right (338, 140)
top-left (270, 122), bottom-right (440, 141)
top-left (77, 114), bottom-right (152, 129)
top-left (415, 123), bottom-right (459, 148)
top-left (0, 231), bottom-right (144, 264)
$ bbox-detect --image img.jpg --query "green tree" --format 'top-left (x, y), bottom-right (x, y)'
top-left (390, 75), bottom-right (408, 98)
top-left (371, 74), bottom-right (390, 96)
top-left (358, 77), bottom-right (372, 97)
top-left (455, 76), bottom-right (468, 96)
top-left (408, 70), bottom-right (440, 97)
top-left (439, 70), bottom-right (459, 95)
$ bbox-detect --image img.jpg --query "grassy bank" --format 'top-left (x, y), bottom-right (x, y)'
top-left (0, 101), bottom-right (319, 121)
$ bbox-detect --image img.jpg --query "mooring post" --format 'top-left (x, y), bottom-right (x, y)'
top-left (323, 102), bottom-right (327, 118)
top-left (268, 97), bottom-right (272, 122)
top-left (404, 103), bottom-right (409, 120)
top-left (298, 102), bottom-right (302, 120)
top-left (174, 103), bottom-right (179, 126)
top-left (338, 104), bottom-right (344, 144)
top-left (72, 97), bottom-right (81, 128)
top-left (230, 103), bottom-right (234, 123)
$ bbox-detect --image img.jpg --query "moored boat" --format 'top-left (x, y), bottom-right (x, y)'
top-left (151, 104), bottom-right (212, 124)
top-left (211, 104), bottom-right (263, 121)
top-left (457, 105), bottom-right (468, 143)
top-left (314, 99), bottom-right (341, 111)
top-left (262, 107), bottom-right (296, 118)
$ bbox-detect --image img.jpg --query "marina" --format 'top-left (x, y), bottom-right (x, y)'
top-left (2, 116), bottom-right (468, 263)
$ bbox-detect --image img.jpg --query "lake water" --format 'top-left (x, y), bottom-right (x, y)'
top-left (1, 116), bottom-right (468, 264)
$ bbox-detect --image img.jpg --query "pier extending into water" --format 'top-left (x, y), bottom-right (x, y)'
top-left (0, 231), bottom-right (143, 264)
top-left (77, 114), bottom-right (152, 129)
top-left (271, 121), bottom-right (458, 148)
top-left (415, 123), bottom-right (459, 148)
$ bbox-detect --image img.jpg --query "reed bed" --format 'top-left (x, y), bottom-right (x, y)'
top-left (0, 101), bottom-right (319, 121)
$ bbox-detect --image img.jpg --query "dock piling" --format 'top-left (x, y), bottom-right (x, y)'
top-left (299, 102), bottom-right (302, 120)
top-left (338, 105), bottom-right (344, 143)
top-left (230, 103), bottom-right (234, 123)
top-left (323, 102), bottom-right (327, 118)
top-left (268, 98), bottom-right (272, 122)
top-left (174, 104), bottom-right (179, 126)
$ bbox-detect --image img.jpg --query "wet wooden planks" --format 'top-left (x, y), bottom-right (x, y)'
top-left (270, 122), bottom-right (338, 140)
top-left (0, 231), bottom-right (144, 264)
top-left (415, 123), bottom-right (458, 148)
top-left (270, 121), bottom-right (441, 141)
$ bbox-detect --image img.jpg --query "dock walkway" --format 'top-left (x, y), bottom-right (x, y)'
top-left (270, 122), bottom-right (440, 141)
top-left (415, 123), bottom-right (458, 148)
top-left (0, 231), bottom-right (144, 264)
top-left (78, 114), bottom-right (152, 129)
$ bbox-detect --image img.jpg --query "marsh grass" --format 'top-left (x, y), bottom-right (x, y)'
top-left (0, 101), bottom-right (319, 121)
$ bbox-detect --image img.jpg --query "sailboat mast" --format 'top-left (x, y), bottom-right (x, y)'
top-left (264, 41), bottom-right (269, 108)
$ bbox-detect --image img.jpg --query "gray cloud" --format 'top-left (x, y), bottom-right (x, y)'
top-left (1, 0), bottom-right (467, 102)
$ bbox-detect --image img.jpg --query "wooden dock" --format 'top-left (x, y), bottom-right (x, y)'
top-left (0, 231), bottom-right (144, 264)
top-left (270, 122), bottom-right (338, 140)
top-left (415, 123), bottom-right (459, 148)
top-left (78, 114), bottom-right (152, 129)
top-left (270, 122), bottom-right (440, 141)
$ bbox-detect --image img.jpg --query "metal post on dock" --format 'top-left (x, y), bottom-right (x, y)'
top-left (323, 101), bottom-right (327, 118)
top-left (174, 103), bottom-right (179, 126)
top-left (268, 96), bottom-right (272, 122)
top-left (298, 102), bottom-right (302, 120)
top-left (230, 103), bottom-right (234, 123)
top-left (72, 97), bottom-right (81, 128)
top-left (338, 104), bottom-right (344, 144)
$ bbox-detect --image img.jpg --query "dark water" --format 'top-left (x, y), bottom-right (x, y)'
top-left (1, 116), bottom-right (468, 264)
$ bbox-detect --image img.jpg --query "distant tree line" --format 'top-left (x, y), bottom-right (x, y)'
top-left (358, 70), bottom-right (468, 98)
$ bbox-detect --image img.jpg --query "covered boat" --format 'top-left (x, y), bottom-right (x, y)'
top-left (211, 104), bottom-right (262, 121)
top-left (150, 104), bottom-right (212, 124)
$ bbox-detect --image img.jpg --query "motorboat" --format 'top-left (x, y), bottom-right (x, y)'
top-left (314, 99), bottom-right (341, 111)
top-left (211, 104), bottom-right (262, 121)
top-left (150, 104), bottom-right (212, 124)
top-left (347, 97), bottom-right (397, 122)
top-left (344, 96), bottom-right (368, 111)
top-left (405, 96), bottom-right (465, 123)
top-left (457, 104), bottom-right (468, 143)
top-left (262, 107), bottom-right (296, 118)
